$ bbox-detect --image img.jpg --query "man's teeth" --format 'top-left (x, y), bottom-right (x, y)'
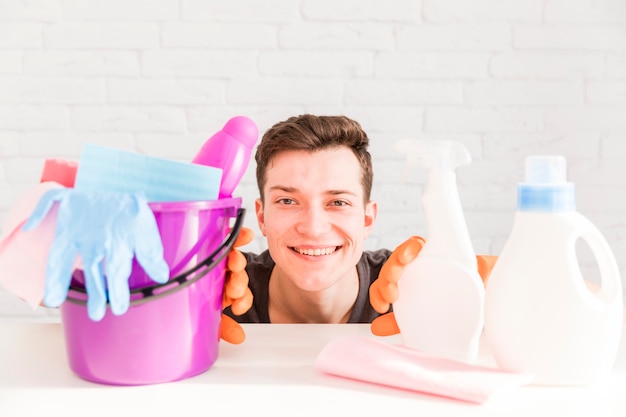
top-left (294, 247), bottom-right (337, 256)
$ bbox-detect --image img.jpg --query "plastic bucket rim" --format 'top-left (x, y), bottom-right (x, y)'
top-left (148, 196), bottom-right (242, 212)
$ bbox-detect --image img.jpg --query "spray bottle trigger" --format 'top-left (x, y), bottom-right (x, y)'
top-left (394, 139), bottom-right (472, 171)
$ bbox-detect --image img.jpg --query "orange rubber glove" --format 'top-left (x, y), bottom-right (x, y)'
top-left (369, 236), bottom-right (498, 337)
top-left (220, 226), bottom-right (254, 344)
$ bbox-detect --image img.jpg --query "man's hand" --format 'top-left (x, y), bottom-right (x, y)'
top-left (369, 236), bottom-right (498, 337)
top-left (476, 255), bottom-right (499, 287)
top-left (369, 236), bottom-right (425, 336)
top-left (220, 227), bottom-right (254, 344)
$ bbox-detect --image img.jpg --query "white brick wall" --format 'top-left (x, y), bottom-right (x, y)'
top-left (1, 0), bottom-right (625, 320)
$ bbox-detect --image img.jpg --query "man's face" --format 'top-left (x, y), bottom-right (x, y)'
top-left (255, 147), bottom-right (377, 292)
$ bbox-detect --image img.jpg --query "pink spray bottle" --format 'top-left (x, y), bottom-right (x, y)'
top-left (192, 116), bottom-right (259, 198)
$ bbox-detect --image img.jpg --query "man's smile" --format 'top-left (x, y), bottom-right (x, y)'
top-left (291, 246), bottom-right (339, 256)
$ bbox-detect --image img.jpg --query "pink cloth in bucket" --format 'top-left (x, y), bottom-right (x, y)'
top-left (40, 158), bottom-right (78, 187)
top-left (0, 182), bottom-right (79, 308)
top-left (316, 334), bottom-right (532, 404)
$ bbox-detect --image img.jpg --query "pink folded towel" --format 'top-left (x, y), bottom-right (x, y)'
top-left (316, 334), bottom-right (532, 404)
top-left (0, 182), bottom-right (67, 307)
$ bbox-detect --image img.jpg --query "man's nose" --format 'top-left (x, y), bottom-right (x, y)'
top-left (295, 205), bottom-right (332, 236)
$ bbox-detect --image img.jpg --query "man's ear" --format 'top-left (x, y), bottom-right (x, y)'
top-left (255, 198), bottom-right (267, 236)
top-left (364, 200), bottom-right (377, 234)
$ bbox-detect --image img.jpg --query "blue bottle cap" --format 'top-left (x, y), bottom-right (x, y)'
top-left (517, 155), bottom-right (576, 212)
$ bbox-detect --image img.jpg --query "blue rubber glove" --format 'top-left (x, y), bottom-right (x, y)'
top-left (22, 188), bottom-right (169, 321)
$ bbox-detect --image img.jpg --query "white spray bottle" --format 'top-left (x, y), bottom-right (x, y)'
top-left (392, 139), bottom-right (485, 363)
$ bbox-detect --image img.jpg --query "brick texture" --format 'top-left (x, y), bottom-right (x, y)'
top-left (1, 0), bottom-right (625, 319)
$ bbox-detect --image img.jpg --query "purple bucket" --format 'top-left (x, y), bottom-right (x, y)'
top-left (59, 197), bottom-right (243, 386)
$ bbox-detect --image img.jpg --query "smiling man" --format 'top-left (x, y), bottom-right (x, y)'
top-left (224, 114), bottom-right (392, 324)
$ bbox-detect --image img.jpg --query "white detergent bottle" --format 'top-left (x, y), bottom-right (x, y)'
top-left (392, 139), bottom-right (485, 363)
top-left (484, 155), bottom-right (623, 385)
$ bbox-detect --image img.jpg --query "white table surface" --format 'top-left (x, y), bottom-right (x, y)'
top-left (1, 321), bottom-right (625, 417)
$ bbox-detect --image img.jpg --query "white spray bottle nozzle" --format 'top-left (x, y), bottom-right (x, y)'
top-left (395, 139), bottom-right (471, 171)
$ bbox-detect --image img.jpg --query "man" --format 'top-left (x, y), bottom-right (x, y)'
top-left (225, 114), bottom-right (389, 326)
top-left (222, 114), bottom-right (497, 340)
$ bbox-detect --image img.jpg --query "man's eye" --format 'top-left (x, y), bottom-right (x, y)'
top-left (278, 198), bottom-right (295, 205)
top-left (330, 200), bottom-right (348, 207)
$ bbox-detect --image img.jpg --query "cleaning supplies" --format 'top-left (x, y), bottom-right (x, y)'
top-left (316, 334), bottom-right (532, 404)
top-left (392, 139), bottom-right (485, 363)
top-left (0, 182), bottom-right (66, 308)
top-left (484, 155), bottom-right (623, 385)
top-left (40, 158), bottom-right (78, 187)
top-left (192, 115), bottom-right (259, 199)
top-left (75, 144), bottom-right (223, 202)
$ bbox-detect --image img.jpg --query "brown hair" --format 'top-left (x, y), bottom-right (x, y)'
top-left (255, 114), bottom-right (373, 203)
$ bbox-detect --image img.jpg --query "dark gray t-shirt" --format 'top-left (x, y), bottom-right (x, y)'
top-left (223, 249), bottom-right (392, 323)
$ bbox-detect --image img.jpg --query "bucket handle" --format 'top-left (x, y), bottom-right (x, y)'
top-left (65, 207), bottom-right (246, 308)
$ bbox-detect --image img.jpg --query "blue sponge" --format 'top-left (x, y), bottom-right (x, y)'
top-left (75, 143), bottom-right (223, 202)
